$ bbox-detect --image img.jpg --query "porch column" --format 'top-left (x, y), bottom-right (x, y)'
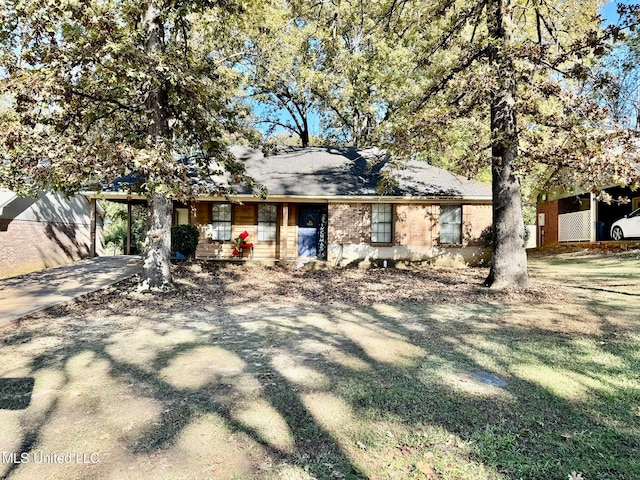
top-left (90, 197), bottom-right (97, 257)
top-left (590, 193), bottom-right (597, 242)
top-left (281, 203), bottom-right (289, 260)
top-left (126, 199), bottom-right (132, 255)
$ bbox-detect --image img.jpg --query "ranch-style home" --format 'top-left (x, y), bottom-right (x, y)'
top-left (92, 146), bottom-right (493, 266)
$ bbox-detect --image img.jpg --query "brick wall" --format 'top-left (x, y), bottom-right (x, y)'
top-left (462, 204), bottom-right (493, 246)
top-left (329, 202), bottom-right (492, 248)
top-left (191, 200), bottom-right (492, 260)
top-left (536, 200), bottom-right (559, 246)
top-left (0, 219), bottom-right (100, 279)
top-left (395, 204), bottom-right (439, 246)
top-left (328, 203), bottom-right (371, 245)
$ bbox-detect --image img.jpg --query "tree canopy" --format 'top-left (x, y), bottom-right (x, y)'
top-left (0, 0), bottom-right (261, 288)
top-left (0, 0), bottom-right (257, 196)
top-left (262, 0), bottom-right (637, 287)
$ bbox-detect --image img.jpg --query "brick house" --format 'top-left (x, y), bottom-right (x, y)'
top-left (94, 146), bottom-right (493, 266)
top-left (535, 142), bottom-right (640, 246)
top-left (0, 189), bottom-right (103, 279)
top-left (185, 146), bottom-right (493, 266)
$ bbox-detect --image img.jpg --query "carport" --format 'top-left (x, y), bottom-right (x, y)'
top-left (536, 186), bottom-right (640, 246)
top-left (86, 193), bottom-right (149, 257)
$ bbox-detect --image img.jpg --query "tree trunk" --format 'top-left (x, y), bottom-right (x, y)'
top-left (484, 0), bottom-right (529, 289)
top-left (301, 119), bottom-right (310, 147)
top-left (141, 192), bottom-right (173, 290)
top-left (140, 1), bottom-right (173, 290)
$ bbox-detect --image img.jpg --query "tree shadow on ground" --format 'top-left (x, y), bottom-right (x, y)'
top-left (0, 264), bottom-right (638, 479)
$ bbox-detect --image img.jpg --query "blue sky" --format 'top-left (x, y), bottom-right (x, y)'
top-left (257, 1), bottom-right (640, 142)
top-left (601, 0), bottom-right (640, 24)
top-left (601, 0), bottom-right (620, 24)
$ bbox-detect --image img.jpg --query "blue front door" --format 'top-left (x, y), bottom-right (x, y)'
top-left (298, 208), bottom-right (319, 257)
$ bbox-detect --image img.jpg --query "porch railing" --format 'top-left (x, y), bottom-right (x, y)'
top-left (558, 210), bottom-right (591, 242)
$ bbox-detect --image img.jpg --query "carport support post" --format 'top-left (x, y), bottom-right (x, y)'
top-left (126, 199), bottom-right (132, 255)
top-left (281, 203), bottom-right (289, 260)
top-left (590, 193), bottom-right (597, 243)
top-left (90, 198), bottom-right (97, 257)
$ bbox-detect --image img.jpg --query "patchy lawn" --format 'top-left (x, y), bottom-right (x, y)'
top-left (1, 252), bottom-right (639, 479)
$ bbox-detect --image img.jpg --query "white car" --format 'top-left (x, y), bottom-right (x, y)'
top-left (610, 208), bottom-right (640, 240)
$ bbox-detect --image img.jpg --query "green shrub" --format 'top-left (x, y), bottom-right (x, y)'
top-left (102, 202), bottom-right (148, 254)
top-left (481, 224), bottom-right (530, 248)
top-left (171, 225), bottom-right (199, 257)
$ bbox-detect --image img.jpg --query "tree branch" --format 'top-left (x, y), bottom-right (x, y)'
top-left (68, 88), bottom-right (138, 112)
top-left (414, 47), bottom-right (489, 112)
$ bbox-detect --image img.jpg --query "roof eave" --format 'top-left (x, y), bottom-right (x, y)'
top-left (191, 194), bottom-right (492, 203)
top-left (83, 191), bottom-right (492, 204)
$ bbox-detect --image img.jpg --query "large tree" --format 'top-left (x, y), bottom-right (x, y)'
top-left (288, 0), bottom-right (639, 288)
top-left (394, 0), bottom-right (640, 288)
top-left (0, 0), bottom-right (256, 289)
top-left (247, 0), bottom-right (423, 148)
top-left (242, 1), bottom-right (319, 147)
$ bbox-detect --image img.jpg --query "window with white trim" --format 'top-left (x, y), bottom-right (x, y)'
top-left (175, 208), bottom-right (189, 226)
top-left (258, 204), bottom-right (277, 241)
top-left (440, 204), bottom-right (462, 244)
top-left (210, 203), bottom-right (232, 240)
top-left (371, 203), bottom-right (393, 243)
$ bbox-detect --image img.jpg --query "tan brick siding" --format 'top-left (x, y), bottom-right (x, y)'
top-left (0, 219), bottom-right (101, 279)
top-left (194, 200), bottom-right (492, 259)
top-left (462, 204), bottom-right (492, 246)
top-left (328, 203), bottom-right (371, 245)
top-left (395, 204), bottom-right (439, 246)
top-left (329, 202), bottom-right (491, 248)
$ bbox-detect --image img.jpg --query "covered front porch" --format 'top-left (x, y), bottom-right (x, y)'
top-left (186, 201), bottom-right (329, 262)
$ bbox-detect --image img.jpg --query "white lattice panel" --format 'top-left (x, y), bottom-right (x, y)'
top-left (559, 210), bottom-right (591, 242)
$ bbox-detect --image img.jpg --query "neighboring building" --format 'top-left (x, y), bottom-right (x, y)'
top-left (0, 189), bottom-right (103, 279)
top-left (535, 139), bottom-right (640, 246)
top-left (536, 186), bottom-right (640, 246)
top-left (93, 146), bottom-right (492, 266)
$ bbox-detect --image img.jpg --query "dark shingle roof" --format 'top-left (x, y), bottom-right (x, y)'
top-left (98, 145), bottom-right (492, 200)
top-left (229, 146), bottom-right (491, 199)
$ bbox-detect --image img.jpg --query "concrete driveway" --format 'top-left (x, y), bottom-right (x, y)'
top-left (0, 256), bottom-right (142, 327)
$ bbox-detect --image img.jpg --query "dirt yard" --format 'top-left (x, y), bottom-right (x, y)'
top-left (1, 250), bottom-right (639, 479)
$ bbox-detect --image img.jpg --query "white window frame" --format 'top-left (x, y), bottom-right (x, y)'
top-left (440, 204), bottom-right (462, 245)
top-left (371, 203), bottom-right (393, 244)
top-left (210, 203), bottom-right (232, 241)
top-left (258, 204), bottom-right (277, 241)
